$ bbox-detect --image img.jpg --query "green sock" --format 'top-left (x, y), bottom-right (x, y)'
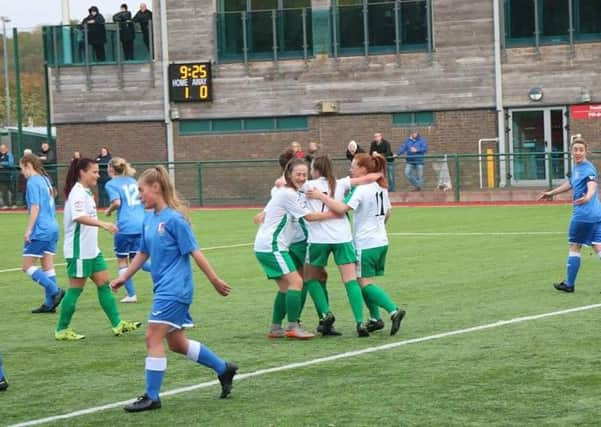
top-left (363, 284), bottom-right (397, 314)
top-left (286, 290), bottom-right (302, 323)
top-left (320, 280), bottom-right (329, 304)
top-left (271, 291), bottom-right (287, 324)
top-left (306, 279), bottom-right (330, 318)
top-left (344, 280), bottom-right (364, 323)
top-left (56, 287), bottom-right (83, 331)
top-left (361, 286), bottom-right (382, 320)
top-left (299, 286), bottom-right (308, 318)
top-left (97, 283), bottom-right (121, 328)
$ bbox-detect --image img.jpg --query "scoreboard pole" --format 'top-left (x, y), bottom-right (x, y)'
top-left (159, 0), bottom-right (175, 181)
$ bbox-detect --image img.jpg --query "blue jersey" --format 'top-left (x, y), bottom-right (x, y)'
top-left (105, 176), bottom-right (145, 235)
top-left (26, 175), bottom-right (58, 242)
top-left (140, 208), bottom-right (199, 304)
top-left (571, 160), bottom-right (601, 223)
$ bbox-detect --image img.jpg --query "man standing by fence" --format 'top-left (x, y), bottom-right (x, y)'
top-left (369, 133), bottom-right (395, 192)
top-left (0, 144), bottom-right (15, 209)
top-left (396, 131), bottom-right (428, 191)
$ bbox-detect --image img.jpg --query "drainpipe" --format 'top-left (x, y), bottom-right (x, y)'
top-left (159, 0), bottom-right (175, 180)
top-left (493, 0), bottom-right (506, 187)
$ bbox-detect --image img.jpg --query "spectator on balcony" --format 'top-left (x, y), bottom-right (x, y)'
top-left (369, 133), bottom-right (395, 192)
top-left (113, 4), bottom-right (136, 61)
top-left (133, 3), bottom-right (153, 52)
top-left (0, 144), bottom-right (15, 209)
top-left (82, 6), bottom-right (106, 62)
top-left (395, 131), bottom-right (428, 192)
top-left (95, 147), bottom-right (112, 208)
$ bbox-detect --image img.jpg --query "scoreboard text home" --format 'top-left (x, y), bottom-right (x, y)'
top-left (168, 62), bottom-right (213, 102)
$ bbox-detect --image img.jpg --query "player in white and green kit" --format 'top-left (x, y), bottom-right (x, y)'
top-left (308, 153), bottom-right (406, 336)
top-left (56, 158), bottom-right (141, 340)
top-left (254, 158), bottom-right (337, 339)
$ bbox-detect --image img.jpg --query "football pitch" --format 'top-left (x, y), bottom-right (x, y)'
top-left (2, 204), bottom-right (601, 426)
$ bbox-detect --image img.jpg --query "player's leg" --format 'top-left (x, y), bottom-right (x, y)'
top-left (41, 251), bottom-right (64, 310)
top-left (555, 220), bottom-right (587, 292)
top-left (115, 234), bottom-right (137, 302)
top-left (334, 242), bottom-right (368, 336)
top-left (55, 274), bottom-right (86, 340)
top-left (0, 352), bottom-right (7, 391)
top-left (22, 242), bottom-right (60, 313)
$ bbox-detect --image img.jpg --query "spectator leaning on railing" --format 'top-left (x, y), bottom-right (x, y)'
top-left (395, 131), bottom-right (428, 192)
top-left (369, 133), bottom-right (395, 192)
top-left (133, 3), bottom-right (153, 52)
top-left (82, 6), bottom-right (107, 62)
top-left (113, 3), bottom-right (136, 60)
top-left (0, 144), bottom-right (15, 209)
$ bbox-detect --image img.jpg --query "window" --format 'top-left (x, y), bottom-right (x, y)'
top-left (392, 112), bottom-right (435, 127)
top-left (179, 116), bottom-right (309, 134)
top-left (505, 0), bottom-right (601, 45)
top-left (217, 0), bottom-right (313, 62)
top-left (334, 0), bottom-right (430, 55)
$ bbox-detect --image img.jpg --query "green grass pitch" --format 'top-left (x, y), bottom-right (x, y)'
top-left (2, 205), bottom-right (601, 426)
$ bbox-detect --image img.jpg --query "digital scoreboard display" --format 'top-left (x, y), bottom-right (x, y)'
top-left (168, 62), bottom-right (213, 102)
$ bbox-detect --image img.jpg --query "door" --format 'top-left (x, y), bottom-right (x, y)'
top-left (508, 108), bottom-right (568, 185)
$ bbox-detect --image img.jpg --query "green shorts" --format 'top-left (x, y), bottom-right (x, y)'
top-left (307, 242), bottom-right (357, 267)
top-left (356, 246), bottom-right (388, 278)
top-left (255, 251), bottom-right (297, 280)
top-left (289, 241), bottom-right (307, 271)
top-left (66, 253), bottom-right (107, 279)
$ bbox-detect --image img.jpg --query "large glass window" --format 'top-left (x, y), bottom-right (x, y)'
top-left (217, 0), bottom-right (312, 61)
top-left (179, 116), bottom-right (309, 135)
top-left (505, 0), bottom-right (601, 45)
top-left (334, 0), bottom-right (430, 55)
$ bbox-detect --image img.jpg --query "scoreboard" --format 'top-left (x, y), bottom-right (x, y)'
top-left (168, 62), bottom-right (213, 102)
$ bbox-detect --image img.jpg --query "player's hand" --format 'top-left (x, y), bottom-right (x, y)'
top-left (100, 221), bottom-right (118, 234)
top-left (537, 191), bottom-right (553, 201)
top-left (274, 177), bottom-right (286, 188)
top-left (574, 196), bottom-right (589, 206)
top-left (253, 211), bottom-right (265, 225)
top-left (110, 277), bottom-right (125, 292)
top-left (210, 277), bottom-right (231, 296)
top-left (306, 187), bottom-right (324, 200)
top-left (104, 208), bottom-right (112, 217)
top-left (24, 229), bottom-right (31, 243)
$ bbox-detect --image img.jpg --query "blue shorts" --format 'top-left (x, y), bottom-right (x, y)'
top-left (23, 239), bottom-right (57, 257)
top-left (114, 233), bottom-right (142, 258)
top-left (568, 220), bottom-right (601, 245)
top-left (148, 299), bottom-right (194, 330)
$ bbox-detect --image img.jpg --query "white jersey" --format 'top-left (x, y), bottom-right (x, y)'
top-left (345, 182), bottom-right (391, 250)
top-left (63, 182), bottom-right (100, 259)
top-left (303, 177), bottom-right (353, 244)
top-left (254, 187), bottom-right (310, 252)
top-left (270, 185), bottom-right (307, 244)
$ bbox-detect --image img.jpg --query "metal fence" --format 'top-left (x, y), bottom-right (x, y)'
top-left (2, 151), bottom-right (596, 209)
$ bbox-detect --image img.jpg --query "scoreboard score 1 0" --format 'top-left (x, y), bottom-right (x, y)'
top-left (168, 62), bottom-right (213, 102)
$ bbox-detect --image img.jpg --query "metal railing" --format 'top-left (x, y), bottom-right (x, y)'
top-left (2, 151), bottom-right (596, 208)
top-left (42, 22), bottom-right (153, 67)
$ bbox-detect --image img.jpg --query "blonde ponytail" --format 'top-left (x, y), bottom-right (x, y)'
top-left (139, 165), bottom-right (190, 222)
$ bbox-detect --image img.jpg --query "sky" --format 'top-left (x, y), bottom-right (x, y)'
top-left (0, 0), bottom-right (145, 32)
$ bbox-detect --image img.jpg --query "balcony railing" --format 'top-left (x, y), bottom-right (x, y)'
top-left (43, 22), bottom-right (153, 67)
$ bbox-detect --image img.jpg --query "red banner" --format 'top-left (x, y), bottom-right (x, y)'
top-left (570, 104), bottom-right (601, 120)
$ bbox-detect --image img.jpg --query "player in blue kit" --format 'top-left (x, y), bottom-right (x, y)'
top-left (105, 157), bottom-right (147, 303)
top-left (0, 352), bottom-right (7, 391)
top-left (539, 138), bottom-right (601, 292)
top-left (19, 153), bottom-right (65, 313)
top-left (111, 165), bottom-right (237, 412)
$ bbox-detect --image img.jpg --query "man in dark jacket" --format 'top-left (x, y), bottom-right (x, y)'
top-left (0, 144), bottom-right (15, 209)
top-left (37, 141), bottom-right (56, 166)
top-left (95, 146), bottom-right (112, 208)
top-left (133, 3), bottom-right (153, 52)
top-left (82, 6), bottom-right (106, 61)
top-left (113, 4), bottom-right (136, 60)
top-left (345, 140), bottom-right (365, 161)
top-left (369, 132), bottom-right (396, 191)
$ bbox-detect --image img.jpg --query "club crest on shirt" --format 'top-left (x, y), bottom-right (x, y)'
top-left (157, 222), bottom-right (165, 235)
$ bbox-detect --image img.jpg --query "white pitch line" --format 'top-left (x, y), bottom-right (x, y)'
top-left (10, 302), bottom-right (601, 427)
top-left (389, 231), bottom-right (563, 236)
top-left (0, 243), bottom-right (254, 274)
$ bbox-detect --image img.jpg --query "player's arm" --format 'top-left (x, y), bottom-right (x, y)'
top-left (75, 215), bottom-right (118, 234)
top-left (110, 252), bottom-right (149, 291)
top-left (24, 204), bottom-right (39, 242)
top-left (303, 210), bottom-right (341, 221)
top-left (538, 180), bottom-right (572, 200)
top-left (105, 198), bottom-right (121, 216)
top-left (253, 211), bottom-right (266, 225)
top-left (306, 189), bottom-right (350, 215)
top-left (350, 173), bottom-right (382, 186)
top-left (191, 249), bottom-right (231, 296)
top-left (574, 180), bottom-right (598, 205)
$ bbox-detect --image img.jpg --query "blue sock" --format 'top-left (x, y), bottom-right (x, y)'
top-left (119, 267), bottom-right (136, 297)
top-left (566, 252), bottom-right (581, 287)
top-left (45, 269), bottom-right (57, 285)
top-left (0, 353), bottom-right (5, 379)
top-left (142, 261), bottom-right (152, 273)
top-left (186, 340), bottom-right (226, 375)
top-left (28, 267), bottom-right (59, 306)
top-left (145, 357), bottom-right (166, 401)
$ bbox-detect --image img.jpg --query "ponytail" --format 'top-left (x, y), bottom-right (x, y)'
top-left (138, 165), bottom-right (190, 222)
top-left (64, 158), bottom-right (96, 199)
top-left (311, 155), bottom-right (337, 197)
top-left (109, 157), bottom-right (136, 177)
top-left (354, 153), bottom-right (388, 189)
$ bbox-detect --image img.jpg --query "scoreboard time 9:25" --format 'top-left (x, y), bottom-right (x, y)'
top-left (168, 62), bottom-right (213, 102)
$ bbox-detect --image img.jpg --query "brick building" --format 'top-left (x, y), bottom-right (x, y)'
top-left (45, 0), bottom-right (601, 199)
